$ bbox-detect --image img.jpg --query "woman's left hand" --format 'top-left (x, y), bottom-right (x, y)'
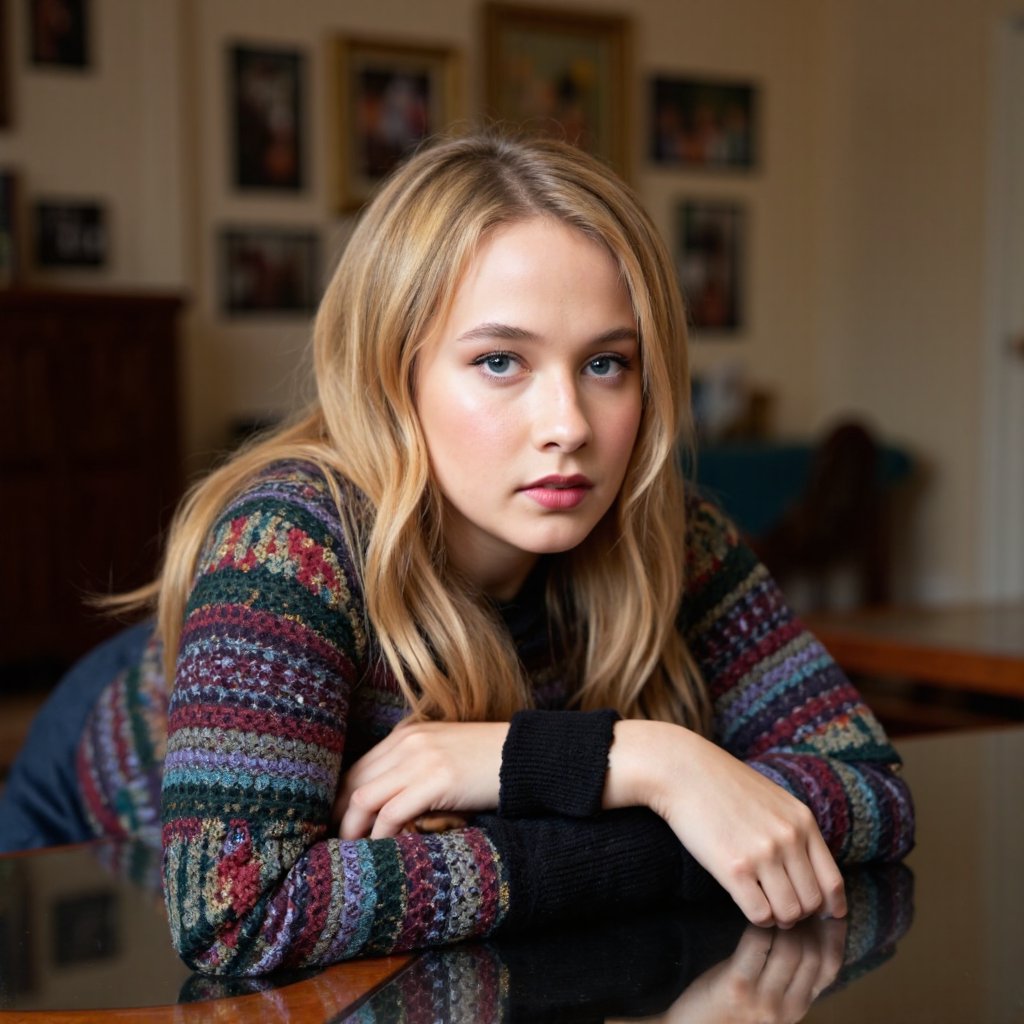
top-left (333, 721), bottom-right (509, 839)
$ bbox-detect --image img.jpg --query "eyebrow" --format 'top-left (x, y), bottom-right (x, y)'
top-left (455, 322), bottom-right (639, 345)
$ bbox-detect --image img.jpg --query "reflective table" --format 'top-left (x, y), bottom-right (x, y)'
top-left (1, 725), bottom-right (1022, 1022)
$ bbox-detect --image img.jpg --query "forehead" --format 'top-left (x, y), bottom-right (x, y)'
top-left (447, 218), bottom-right (631, 315)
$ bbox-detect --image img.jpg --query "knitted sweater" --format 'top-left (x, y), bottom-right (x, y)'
top-left (76, 461), bottom-right (914, 974)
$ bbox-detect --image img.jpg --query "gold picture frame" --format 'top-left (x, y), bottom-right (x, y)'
top-left (333, 36), bottom-right (462, 212)
top-left (484, 3), bottom-right (631, 178)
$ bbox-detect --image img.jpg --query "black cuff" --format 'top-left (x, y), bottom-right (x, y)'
top-left (498, 709), bottom-right (620, 819)
top-left (479, 807), bottom-right (719, 934)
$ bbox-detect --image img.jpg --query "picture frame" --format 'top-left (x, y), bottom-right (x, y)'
top-left (52, 890), bottom-right (119, 967)
top-left (650, 75), bottom-right (758, 170)
top-left (29, 0), bottom-right (90, 69)
top-left (34, 199), bottom-right (108, 268)
top-left (0, 170), bottom-right (20, 285)
top-left (675, 199), bottom-right (746, 334)
top-left (484, 3), bottom-right (631, 178)
top-left (333, 36), bottom-right (461, 212)
top-left (230, 44), bottom-right (305, 191)
top-left (220, 227), bottom-right (319, 315)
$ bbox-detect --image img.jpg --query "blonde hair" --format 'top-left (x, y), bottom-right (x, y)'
top-left (131, 131), bottom-right (710, 731)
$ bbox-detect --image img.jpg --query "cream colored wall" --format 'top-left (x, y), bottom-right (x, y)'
top-left (815, 0), bottom-right (1019, 601)
top-left (0, 0), bottom-right (1009, 600)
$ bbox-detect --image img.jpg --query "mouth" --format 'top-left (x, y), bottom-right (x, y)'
top-left (521, 474), bottom-right (593, 491)
top-left (518, 475), bottom-right (593, 511)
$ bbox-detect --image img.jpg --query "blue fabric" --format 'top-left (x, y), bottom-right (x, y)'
top-left (692, 442), bottom-right (913, 537)
top-left (0, 622), bottom-right (153, 852)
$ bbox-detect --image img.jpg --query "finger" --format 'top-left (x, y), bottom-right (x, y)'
top-left (730, 875), bottom-right (776, 929)
top-left (756, 862), bottom-right (805, 929)
top-left (754, 928), bottom-right (804, 1006)
top-left (339, 773), bottom-right (408, 840)
top-left (774, 925), bottom-right (823, 1018)
top-left (807, 837), bottom-right (846, 919)
top-left (340, 799), bottom-right (378, 840)
top-left (781, 843), bottom-right (825, 919)
top-left (729, 925), bottom-right (776, 983)
top-left (811, 917), bottom-right (848, 998)
top-left (370, 786), bottom-right (439, 839)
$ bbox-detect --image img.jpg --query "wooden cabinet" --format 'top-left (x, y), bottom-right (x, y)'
top-left (0, 289), bottom-right (183, 685)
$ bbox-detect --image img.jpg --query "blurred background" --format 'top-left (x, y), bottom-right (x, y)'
top-left (1, 0), bottom-right (1022, 741)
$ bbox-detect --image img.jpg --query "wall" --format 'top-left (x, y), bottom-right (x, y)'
top-left (0, 0), bottom-right (1013, 601)
top-left (814, 0), bottom-right (1020, 601)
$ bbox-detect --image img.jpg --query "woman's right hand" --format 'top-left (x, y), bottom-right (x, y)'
top-left (604, 721), bottom-right (846, 929)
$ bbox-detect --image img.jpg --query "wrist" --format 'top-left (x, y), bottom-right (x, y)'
top-left (604, 720), bottom-right (686, 811)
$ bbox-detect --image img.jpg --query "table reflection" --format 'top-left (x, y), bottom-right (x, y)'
top-left (0, 839), bottom-right (324, 1013)
top-left (339, 865), bottom-right (913, 1023)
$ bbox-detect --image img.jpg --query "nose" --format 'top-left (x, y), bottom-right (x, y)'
top-left (532, 373), bottom-right (593, 452)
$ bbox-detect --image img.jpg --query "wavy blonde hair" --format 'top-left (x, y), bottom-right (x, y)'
top-left (131, 131), bottom-right (709, 731)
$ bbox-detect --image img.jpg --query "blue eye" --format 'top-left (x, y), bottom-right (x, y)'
top-left (586, 355), bottom-right (628, 377)
top-left (486, 354), bottom-right (513, 374)
top-left (473, 351), bottom-right (519, 377)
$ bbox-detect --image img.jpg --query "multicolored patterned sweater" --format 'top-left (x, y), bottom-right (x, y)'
top-left (76, 461), bottom-right (914, 975)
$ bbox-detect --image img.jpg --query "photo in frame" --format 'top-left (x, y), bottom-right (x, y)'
top-left (34, 199), bottom-right (108, 268)
top-left (484, 3), bottom-right (630, 177)
top-left (220, 227), bottom-right (319, 315)
top-left (29, 0), bottom-right (90, 68)
top-left (333, 36), bottom-right (460, 211)
top-left (675, 199), bottom-right (746, 333)
top-left (651, 75), bottom-right (758, 170)
top-left (52, 890), bottom-right (119, 967)
top-left (231, 45), bottom-right (305, 191)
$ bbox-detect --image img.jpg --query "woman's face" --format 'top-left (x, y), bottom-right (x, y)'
top-left (414, 216), bottom-right (643, 599)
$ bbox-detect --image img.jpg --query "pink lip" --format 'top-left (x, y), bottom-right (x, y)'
top-left (519, 474), bottom-right (593, 511)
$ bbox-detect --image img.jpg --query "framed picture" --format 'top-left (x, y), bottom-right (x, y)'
top-left (675, 199), bottom-right (746, 333)
top-left (333, 36), bottom-right (460, 211)
top-left (29, 0), bottom-right (90, 68)
top-left (0, 170), bottom-right (20, 284)
top-left (231, 45), bottom-right (305, 191)
top-left (220, 227), bottom-right (319, 315)
top-left (484, 3), bottom-right (630, 177)
top-left (34, 199), bottom-right (108, 268)
top-left (52, 890), bottom-right (119, 966)
top-left (650, 75), bottom-right (758, 170)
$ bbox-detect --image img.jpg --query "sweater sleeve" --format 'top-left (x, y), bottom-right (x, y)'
top-left (161, 467), bottom-right (513, 974)
top-left (161, 465), bottom-right (709, 976)
top-left (679, 493), bottom-right (915, 864)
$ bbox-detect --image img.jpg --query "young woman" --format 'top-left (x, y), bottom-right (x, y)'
top-left (1, 132), bottom-right (913, 975)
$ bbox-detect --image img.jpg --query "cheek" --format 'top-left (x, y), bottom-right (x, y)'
top-left (420, 384), bottom-right (513, 470)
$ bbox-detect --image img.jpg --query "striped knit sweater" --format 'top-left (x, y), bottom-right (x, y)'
top-left (76, 461), bottom-right (914, 974)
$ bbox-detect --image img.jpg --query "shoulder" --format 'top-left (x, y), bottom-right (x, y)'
top-left (683, 487), bottom-right (757, 582)
top-left (191, 459), bottom-right (369, 627)
top-left (680, 487), bottom-right (763, 631)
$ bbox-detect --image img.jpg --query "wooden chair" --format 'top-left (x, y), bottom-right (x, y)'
top-left (752, 421), bottom-right (889, 609)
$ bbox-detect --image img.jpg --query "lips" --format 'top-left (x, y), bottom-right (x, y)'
top-left (519, 474), bottom-right (593, 510)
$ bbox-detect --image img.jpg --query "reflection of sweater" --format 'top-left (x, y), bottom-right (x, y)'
top-left (76, 462), bottom-right (914, 975)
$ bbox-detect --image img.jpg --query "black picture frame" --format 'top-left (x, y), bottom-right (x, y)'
top-left (675, 199), bottom-right (746, 334)
top-left (651, 75), bottom-right (758, 170)
top-left (34, 199), bottom-right (107, 268)
top-left (220, 227), bottom-right (319, 315)
top-left (52, 890), bottom-right (119, 967)
top-left (231, 44), bottom-right (305, 191)
top-left (29, 0), bottom-right (90, 69)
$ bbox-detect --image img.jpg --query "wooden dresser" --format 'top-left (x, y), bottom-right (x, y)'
top-left (0, 289), bottom-right (184, 688)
